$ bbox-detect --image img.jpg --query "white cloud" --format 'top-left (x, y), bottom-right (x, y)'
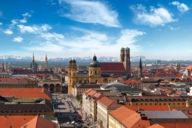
top-left (11, 19), bottom-right (18, 26)
top-left (117, 29), bottom-right (144, 47)
top-left (172, 1), bottom-right (189, 13)
top-left (59, 0), bottom-right (120, 27)
top-left (22, 12), bottom-right (31, 17)
top-left (4, 29), bottom-right (13, 35)
top-left (132, 5), bottom-right (175, 26)
top-left (20, 19), bottom-right (27, 24)
top-left (40, 32), bottom-right (65, 41)
top-left (17, 24), bottom-right (52, 34)
top-left (20, 12), bottom-right (32, 23)
top-left (25, 28), bottom-right (144, 57)
top-left (13, 36), bottom-right (23, 43)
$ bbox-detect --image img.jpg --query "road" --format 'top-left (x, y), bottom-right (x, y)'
top-left (52, 93), bottom-right (85, 128)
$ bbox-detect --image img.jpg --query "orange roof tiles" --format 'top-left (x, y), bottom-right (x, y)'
top-left (121, 80), bottom-right (141, 86)
top-left (93, 92), bottom-right (102, 99)
top-left (0, 77), bottom-right (29, 83)
top-left (85, 89), bottom-right (102, 100)
top-left (87, 89), bottom-right (97, 96)
top-left (156, 122), bottom-right (192, 128)
top-left (187, 65), bottom-right (192, 71)
top-left (98, 96), bottom-right (114, 108)
top-left (0, 88), bottom-right (51, 100)
top-left (85, 88), bottom-right (92, 94)
top-left (110, 105), bottom-right (150, 128)
top-left (148, 124), bottom-right (165, 128)
top-left (0, 115), bottom-right (57, 128)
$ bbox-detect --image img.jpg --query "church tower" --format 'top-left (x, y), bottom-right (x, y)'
top-left (176, 63), bottom-right (180, 73)
top-left (120, 48), bottom-right (125, 62)
top-left (138, 57), bottom-right (143, 78)
top-left (2, 62), bottom-right (5, 72)
top-left (30, 53), bottom-right (38, 73)
top-left (120, 47), bottom-right (131, 77)
top-left (88, 55), bottom-right (101, 83)
top-left (45, 54), bottom-right (48, 70)
top-left (68, 59), bottom-right (77, 95)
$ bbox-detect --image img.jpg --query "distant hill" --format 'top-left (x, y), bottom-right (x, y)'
top-left (0, 56), bottom-right (191, 67)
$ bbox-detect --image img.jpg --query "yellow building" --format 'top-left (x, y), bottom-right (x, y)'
top-left (126, 96), bottom-right (188, 109)
top-left (67, 48), bottom-right (131, 95)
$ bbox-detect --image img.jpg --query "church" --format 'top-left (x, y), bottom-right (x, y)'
top-left (67, 47), bottom-right (131, 95)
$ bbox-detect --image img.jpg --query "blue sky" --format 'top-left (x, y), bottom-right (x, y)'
top-left (0, 0), bottom-right (192, 60)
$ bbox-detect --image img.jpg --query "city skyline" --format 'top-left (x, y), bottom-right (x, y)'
top-left (0, 0), bottom-right (192, 60)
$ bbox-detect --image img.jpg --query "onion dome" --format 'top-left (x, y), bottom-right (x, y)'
top-left (69, 59), bottom-right (73, 64)
top-left (89, 55), bottom-right (100, 67)
top-left (72, 59), bottom-right (76, 64)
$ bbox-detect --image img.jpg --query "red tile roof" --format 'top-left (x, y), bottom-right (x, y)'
top-left (100, 62), bottom-right (126, 73)
top-left (87, 89), bottom-right (97, 96)
top-left (158, 122), bottom-right (192, 128)
top-left (110, 105), bottom-right (150, 128)
top-left (148, 124), bottom-right (165, 128)
top-left (0, 77), bottom-right (29, 83)
top-left (97, 96), bottom-right (114, 108)
top-left (187, 65), bottom-right (192, 71)
top-left (93, 92), bottom-right (102, 99)
top-left (85, 89), bottom-right (102, 100)
top-left (0, 88), bottom-right (51, 100)
top-left (85, 89), bottom-right (92, 95)
top-left (0, 115), bottom-right (57, 128)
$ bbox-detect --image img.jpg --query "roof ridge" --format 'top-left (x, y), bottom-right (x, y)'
top-left (21, 116), bottom-right (38, 128)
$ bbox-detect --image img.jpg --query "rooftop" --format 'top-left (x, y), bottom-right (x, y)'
top-left (148, 124), bottom-right (165, 128)
top-left (141, 111), bottom-right (188, 119)
top-left (0, 88), bottom-right (51, 100)
top-left (97, 96), bottom-right (114, 108)
top-left (110, 105), bottom-right (150, 128)
top-left (0, 115), bottom-right (57, 128)
top-left (186, 65), bottom-right (192, 71)
top-left (100, 62), bottom-right (126, 74)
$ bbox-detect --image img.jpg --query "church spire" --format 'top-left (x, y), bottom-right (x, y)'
top-left (45, 54), bottom-right (48, 63)
top-left (2, 61), bottom-right (5, 72)
top-left (2, 56), bottom-right (6, 72)
top-left (32, 52), bottom-right (35, 63)
top-left (45, 54), bottom-right (48, 69)
top-left (139, 57), bottom-right (143, 78)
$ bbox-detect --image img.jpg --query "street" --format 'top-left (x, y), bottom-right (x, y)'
top-left (52, 93), bottom-right (86, 128)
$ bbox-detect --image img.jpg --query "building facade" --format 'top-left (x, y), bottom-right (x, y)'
top-left (67, 47), bottom-right (131, 95)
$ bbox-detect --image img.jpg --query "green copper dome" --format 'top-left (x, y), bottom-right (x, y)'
top-left (89, 55), bottom-right (100, 67)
